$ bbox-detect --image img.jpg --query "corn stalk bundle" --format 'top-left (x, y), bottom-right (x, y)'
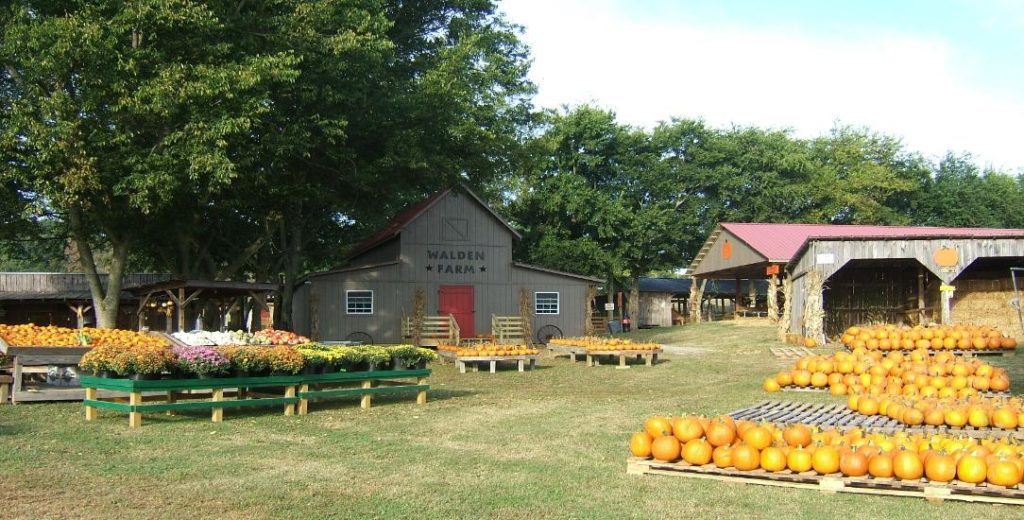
top-left (767, 274), bottom-right (779, 323)
top-left (412, 287), bottom-right (425, 347)
top-left (585, 285), bottom-right (596, 335)
top-left (777, 276), bottom-right (792, 340)
top-left (803, 270), bottom-right (826, 343)
top-left (519, 287), bottom-right (533, 346)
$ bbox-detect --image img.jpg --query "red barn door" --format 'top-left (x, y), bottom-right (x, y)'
top-left (438, 285), bottom-right (475, 338)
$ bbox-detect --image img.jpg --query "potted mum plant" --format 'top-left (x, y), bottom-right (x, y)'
top-left (388, 345), bottom-right (420, 370)
top-left (174, 346), bottom-right (230, 378)
top-left (266, 346), bottom-right (304, 375)
top-left (352, 345), bottom-right (390, 371)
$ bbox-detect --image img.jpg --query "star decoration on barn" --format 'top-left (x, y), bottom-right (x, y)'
top-left (480, 266), bottom-right (486, 272)
top-left (425, 265), bottom-right (433, 271)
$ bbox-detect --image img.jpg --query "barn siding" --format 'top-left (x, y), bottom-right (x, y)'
top-left (349, 238), bottom-right (400, 267)
top-left (303, 189), bottom-right (597, 343)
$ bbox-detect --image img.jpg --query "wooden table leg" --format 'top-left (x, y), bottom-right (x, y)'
top-left (212, 388), bottom-right (224, 422)
top-left (620, 354), bottom-right (627, 367)
top-left (85, 387), bottom-right (97, 421)
top-left (360, 380), bottom-right (373, 409)
top-left (646, 353), bottom-right (653, 367)
top-left (284, 385), bottom-right (296, 416)
top-left (652, 352), bottom-right (659, 364)
top-left (129, 391), bottom-right (142, 428)
top-left (517, 359), bottom-right (524, 372)
top-left (458, 360), bottom-right (466, 374)
top-left (298, 384), bottom-right (309, 415)
top-left (569, 352), bottom-right (576, 363)
top-left (416, 376), bottom-right (427, 404)
top-left (490, 360), bottom-right (496, 373)
top-left (586, 354), bottom-right (593, 367)
top-left (166, 391), bottom-right (177, 416)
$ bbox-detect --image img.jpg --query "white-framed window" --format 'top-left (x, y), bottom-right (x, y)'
top-left (535, 292), bottom-right (560, 315)
top-left (346, 290), bottom-right (374, 314)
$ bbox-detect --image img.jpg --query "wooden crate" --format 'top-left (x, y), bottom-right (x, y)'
top-left (8, 347), bottom-right (91, 403)
top-left (728, 400), bottom-right (1024, 440)
top-left (627, 457), bottom-right (1024, 505)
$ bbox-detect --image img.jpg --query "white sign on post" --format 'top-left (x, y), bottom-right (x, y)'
top-left (604, 303), bottom-right (615, 311)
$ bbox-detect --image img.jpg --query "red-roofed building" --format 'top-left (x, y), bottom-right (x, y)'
top-left (689, 223), bottom-right (1024, 340)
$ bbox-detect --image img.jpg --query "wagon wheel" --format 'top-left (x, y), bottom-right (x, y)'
top-left (536, 324), bottom-right (563, 344)
top-left (345, 331), bottom-right (373, 345)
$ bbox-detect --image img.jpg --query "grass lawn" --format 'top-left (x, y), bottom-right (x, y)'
top-left (1, 322), bottom-right (1022, 519)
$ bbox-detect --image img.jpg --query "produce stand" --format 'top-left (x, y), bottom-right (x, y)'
top-left (627, 457), bottom-right (1024, 505)
top-left (82, 369), bottom-right (430, 428)
top-left (777, 385), bottom-right (1010, 398)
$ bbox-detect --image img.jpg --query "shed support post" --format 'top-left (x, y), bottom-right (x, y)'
top-left (734, 277), bottom-right (742, 318)
top-left (917, 267), bottom-right (926, 325)
top-left (940, 288), bottom-right (953, 325)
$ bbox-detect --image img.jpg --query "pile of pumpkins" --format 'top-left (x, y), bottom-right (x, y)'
top-left (840, 324), bottom-right (1017, 352)
top-left (629, 414), bottom-right (1024, 487)
top-left (437, 343), bottom-right (539, 357)
top-left (846, 393), bottom-right (1024, 430)
top-left (763, 348), bottom-right (1010, 398)
top-left (548, 336), bottom-right (661, 352)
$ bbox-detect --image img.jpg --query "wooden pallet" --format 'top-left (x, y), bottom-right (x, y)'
top-left (728, 400), bottom-right (1024, 440)
top-left (627, 457), bottom-right (1024, 505)
top-left (770, 347), bottom-right (815, 359)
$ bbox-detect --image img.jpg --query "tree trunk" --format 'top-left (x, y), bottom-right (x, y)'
top-left (70, 206), bottom-right (129, 328)
top-left (274, 211), bottom-right (303, 331)
top-left (628, 279), bottom-right (639, 327)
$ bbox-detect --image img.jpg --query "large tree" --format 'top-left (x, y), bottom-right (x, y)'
top-left (1, 1), bottom-right (298, 326)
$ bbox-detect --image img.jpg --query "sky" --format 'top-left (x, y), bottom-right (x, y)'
top-left (498, 0), bottom-right (1024, 171)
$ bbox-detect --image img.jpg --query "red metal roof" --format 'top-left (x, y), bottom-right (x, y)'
top-left (721, 222), bottom-right (1024, 262)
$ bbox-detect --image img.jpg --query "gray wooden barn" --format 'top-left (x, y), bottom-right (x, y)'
top-left (291, 186), bottom-right (603, 344)
top-left (689, 223), bottom-right (1024, 340)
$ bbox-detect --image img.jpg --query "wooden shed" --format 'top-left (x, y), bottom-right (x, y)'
top-left (0, 272), bottom-right (171, 329)
top-left (292, 186), bottom-right (603, 344)
top-left (689, 223), bottom-right (1024, 341)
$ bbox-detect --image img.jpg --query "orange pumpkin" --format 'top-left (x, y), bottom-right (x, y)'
top-left (741, 426), bottom-right (773, 450)
top-left (644, 416), bottom-right (672, 438)
top-left (867, 453), bottom-right (894, 478)
top-left (954, 454), bottom-right (987, 483)
top-left (812, 446), bottom-right (841, 475)
top-left (987, 459), bottom-right (1022, 487)
top-left (782, 424), bottom-right (812, 448)
top-left (705, 418), bottom-right (737, 447)
top-left (732, 444), bottom-right (761, 471)
top-left (682, 438), bottom-right (713, 466)
top-left (630, 432), bottom-right (653, 458)
top-left (924, 452), bottom-right (956, 483)
top-left (650, 435), bottom-right (681, 462)
top-left (760, 447), bottom-right (788, 472)
top-left (787, 446), bottom-right (813, 473)
top-left (712, 445), bottom-right (734, 468)
top-left (763, 378), bottom-right (781, 392)
top-left (893, 450), bottom-right (924, 480)
top-left (672, 416), bottom-right (705, 442)
top-left (839, 450), bottom-right (869, 477)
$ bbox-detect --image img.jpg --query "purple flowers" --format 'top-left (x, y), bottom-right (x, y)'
top-left (173, 345), bottom-right (230, 377)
